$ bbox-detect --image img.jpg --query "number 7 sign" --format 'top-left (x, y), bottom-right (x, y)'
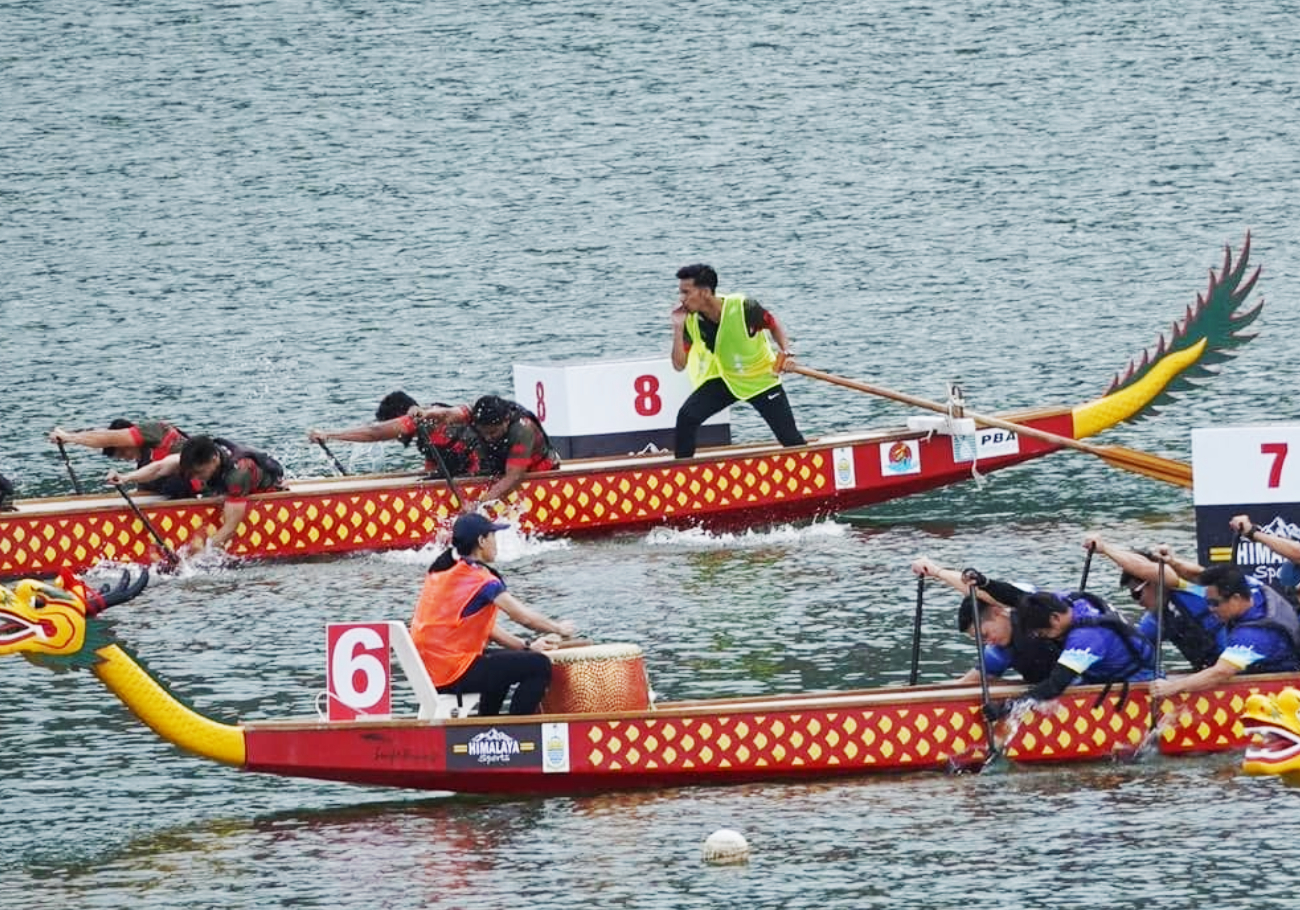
top-left (1192, 427), bottom-right (1300, 505)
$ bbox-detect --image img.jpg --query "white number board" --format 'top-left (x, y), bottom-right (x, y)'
top-left (326, 622), bottom-right (394, 721)
top-left (1192, 425), bottom-right (1300, 506)
top-left (513, 357), bottom-right (728, 437)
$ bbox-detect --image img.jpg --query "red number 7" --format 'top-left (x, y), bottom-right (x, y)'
top-left (1262, 442), bottom-right (1288, 488)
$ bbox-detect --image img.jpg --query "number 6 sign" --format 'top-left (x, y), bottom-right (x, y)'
top-left (326, 622), bottom-right (393, 720)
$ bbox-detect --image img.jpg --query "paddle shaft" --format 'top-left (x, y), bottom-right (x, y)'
top-left (315, 439), bottom-right (348, 476)
top-left (1150, 557), bottom-right (1167, 732)
top-left (1153, 557), bottom-right (1166, 680)
top-left (427, 442), bottom-right (468, 512)
top-left (967, 583), bottom-right (1000, 761)
top-left (790, 364), bottom-right (1192, 488)
top-left (114, 484), bottom-right (179, 564)
top-left (56, 440), bottom-right (84, 494)
top-left (1079, 543), bottom-right (1095, 592)
top-left (908, 576), bottom-right (924, 686)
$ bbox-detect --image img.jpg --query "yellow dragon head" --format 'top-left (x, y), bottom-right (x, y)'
top-left (1240, 687), bottom-right (1300, 785)
top-left (0, 569), bottom-right (148, 670)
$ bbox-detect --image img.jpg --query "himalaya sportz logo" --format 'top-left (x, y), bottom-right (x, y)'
top-left (469, 728), bottom-right (521, 764)
top-left (448, 726), bottom-right (541, 770)
top-left (1237, 516), bottom-right (1300, 587)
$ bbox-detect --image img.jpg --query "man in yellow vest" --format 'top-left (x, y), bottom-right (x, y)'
top-left (670, 263), bottom-right (806, 458)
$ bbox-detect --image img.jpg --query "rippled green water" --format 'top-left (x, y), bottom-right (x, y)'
top-left (4, 0), bottom-right (1300, 907)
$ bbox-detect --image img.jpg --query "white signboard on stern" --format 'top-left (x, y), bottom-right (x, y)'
top-left (513, 357), bottom-right (729, 458)
top-left (1191, 425), bottom-right (1300, 505)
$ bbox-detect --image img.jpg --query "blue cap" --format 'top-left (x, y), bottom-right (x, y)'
top-left (452, 512), bottom-right (510, 553)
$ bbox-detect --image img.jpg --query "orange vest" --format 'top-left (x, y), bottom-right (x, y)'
top-left (410, 560), bottom-right (500, 686)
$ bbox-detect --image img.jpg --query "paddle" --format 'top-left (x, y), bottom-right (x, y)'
top-left (1079, 541), bottom-right (1095, 592)
top-left (426, 440), bottom-right (468, 513)
top-left (908, 576), bottom-right (924, 686)
top-left (965, 579), bottom-right (1000, 766)
top-left (315, 438), bottom-right (348, 476)
top-left (1150, 556), bottom-right (1167, 733)
top-left (113, 483), bottom-right (179, 566)
top-left (789, 364), bottom-right (1193, 488)
top-left (56, 440), bottom-right (84, 494)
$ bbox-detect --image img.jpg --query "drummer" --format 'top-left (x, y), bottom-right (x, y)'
top-left (410, 513), bottom-right (576, 716)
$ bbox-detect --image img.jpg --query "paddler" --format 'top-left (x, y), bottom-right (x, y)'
top-left (670, 263), bottom-right (805, 458)
top-left (408, 395), bottom-right (559, 514)
top-left (50, 419), bottom-right (192, 496)
top-left (911, 557), bottom-right (1061, 684)
top-left (1150, 564), bottom-right (1300, 699)
top-left (108, 434), bottom-right (285, 552)
top-left (411, 512), bottom-right (576, 715)
top-left (308, 390), bottom-right (487, 477)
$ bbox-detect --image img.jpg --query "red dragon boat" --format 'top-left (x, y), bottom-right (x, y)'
top-left (0, 569), bottom-right (1288, 796)
top-left (0, 237), bottom-right (1261, 581)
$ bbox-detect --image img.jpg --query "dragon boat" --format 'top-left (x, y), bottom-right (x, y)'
top-left (0, 237), bottom-right (1262, 581)
top-left (3, 568), bottom-right (1295, 797)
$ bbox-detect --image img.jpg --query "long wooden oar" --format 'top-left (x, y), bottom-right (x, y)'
top-left (56, 440), bottom-right (84, 494)
top-left (789, 364), bottom-right (1192, 488)
top-left (114, 483), bottom-right (179, 566)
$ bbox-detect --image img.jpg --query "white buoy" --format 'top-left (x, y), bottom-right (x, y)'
top-left (702, 828), bottom-right (750, 864)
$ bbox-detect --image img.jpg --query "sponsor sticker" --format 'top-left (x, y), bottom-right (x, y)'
top-left (880, 439), bottom-right (921, 476)
top-left (953, 428), bottom-right (1021, 463)
top-left (833, 446), bottom-right (856, 490)
top-left (447, 726), bottom-right (542, 770)
top-left (542, 722), bottom-right (570, 774)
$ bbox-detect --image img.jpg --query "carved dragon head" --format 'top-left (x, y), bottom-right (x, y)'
top-left (0, 569), bottom-right (148, 671)
top-left (1241, 687), bottom-right (1300, 785)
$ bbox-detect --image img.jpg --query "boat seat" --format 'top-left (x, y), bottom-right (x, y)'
top-left (321, 621), bottom-right (483, 722)
top-left (435, 691), bottom-right (481, 719)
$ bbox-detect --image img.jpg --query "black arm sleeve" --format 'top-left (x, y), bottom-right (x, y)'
top-left (981, 578), bottom-right (1028, 608)
top-left (1024, 662), bottom-right (1077, 702)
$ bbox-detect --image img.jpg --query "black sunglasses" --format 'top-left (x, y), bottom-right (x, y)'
top-left (1127, 581), bottom-right (1147, 601)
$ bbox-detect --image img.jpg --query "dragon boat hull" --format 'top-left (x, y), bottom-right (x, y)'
top-left (0, 410), bottom-right (1074, 580)
top-left (237, 674), bottom-right (1292, 795)
top-left (0, 235), bottom-right (1264, 579)
top-left (0, 569), bottom-right (1286, 799)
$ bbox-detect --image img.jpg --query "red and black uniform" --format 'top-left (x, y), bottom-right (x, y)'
top-left (393, 414), bottom-right (485, 477)
top-left (125, 421), bottom-right (191, 497)
top-left (191, 439), bottom-right (285, 502)
top-left (450, 402), bottom-right (560, 476)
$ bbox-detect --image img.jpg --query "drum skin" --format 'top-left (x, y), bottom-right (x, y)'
top-left (540, 643), bottom-right (651, 714)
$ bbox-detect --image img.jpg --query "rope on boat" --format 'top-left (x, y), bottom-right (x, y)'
top-left (948, 382), bottom-right (985, 489)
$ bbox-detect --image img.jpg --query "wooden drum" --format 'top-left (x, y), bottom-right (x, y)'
top-left (539, 643), bottom-right (651, 715)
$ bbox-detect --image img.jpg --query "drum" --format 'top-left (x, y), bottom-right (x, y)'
top-left (539, 643), bottom-right (651, 715)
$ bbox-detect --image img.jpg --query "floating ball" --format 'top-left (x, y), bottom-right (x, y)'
top-left (702, 828), bottom-right (750, 864)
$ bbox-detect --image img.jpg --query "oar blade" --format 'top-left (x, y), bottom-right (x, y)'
top-left (1097, 447), bottom-right (1192, 488)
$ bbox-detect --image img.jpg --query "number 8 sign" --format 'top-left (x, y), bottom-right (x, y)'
top-left (327, 623), bottom-right (393, 720)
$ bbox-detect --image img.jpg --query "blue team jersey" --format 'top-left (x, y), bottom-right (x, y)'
top-left (981, 643), bottom-right (1014, 677)
top-left (1058, 601), bottom-right (1155, 682)
top-left (1221, 583), bottom-right (1300, 673)
top-left (1136, 584), bottom-right (1227, 666)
